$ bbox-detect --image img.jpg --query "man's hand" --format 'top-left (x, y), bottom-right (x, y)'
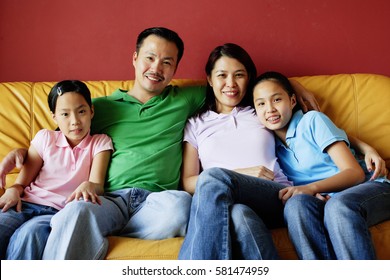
top-left (0, 148), bottom-right (27, 188)
top-left (0, 187), bottom-right (23, 212)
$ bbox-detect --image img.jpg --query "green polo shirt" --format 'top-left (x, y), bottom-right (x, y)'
top-left (91, 85), bottom-right (205, 192)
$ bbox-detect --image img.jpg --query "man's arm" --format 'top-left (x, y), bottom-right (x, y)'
top-left (0, 148), bottom-right (27, 188)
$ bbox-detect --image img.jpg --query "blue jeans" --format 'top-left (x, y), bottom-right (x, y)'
top-left (284, 181), bottom-right (390, 259)
top-left (42, 188), bottom-right (191, 259)
top-left (178, 167), bottom-right (286, 260)
top-left (0, 202), bottom-right (58, 260)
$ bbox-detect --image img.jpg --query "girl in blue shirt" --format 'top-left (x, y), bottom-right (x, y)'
top-left (252, 71), bottom-right (390, 259)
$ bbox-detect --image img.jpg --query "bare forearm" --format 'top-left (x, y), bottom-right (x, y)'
top-left (181, 175), bottom-right (198, 195)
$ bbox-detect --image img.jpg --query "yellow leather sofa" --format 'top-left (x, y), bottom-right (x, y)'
top-left (1, 74), bottom-right (389, 259)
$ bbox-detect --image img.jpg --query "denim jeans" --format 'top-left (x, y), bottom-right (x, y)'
top-left (0, 202), bottom-right (58, 259)
top-left (178, 167), bottom-right (286, 260)
top-left (42, 188), bottom-right (191, 259)
top-left (284, 181), bottom-right (390, 259)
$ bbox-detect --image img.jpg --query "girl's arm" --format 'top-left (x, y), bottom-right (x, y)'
top-left (289, 79), bottom-right (321, 112)
top-left (180, 142), bottom-right (201, 194)
top-left (66, 150), bottom-right (111, 204)
top-left (348, 135), bottom-right (388, 180)
top-left (0, 146), bottom-right (43, 212)
top-left (279, 141), bottom-right (365, 203)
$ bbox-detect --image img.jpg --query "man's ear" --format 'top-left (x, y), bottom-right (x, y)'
top-left (132, 51), bottom-right (138, 67)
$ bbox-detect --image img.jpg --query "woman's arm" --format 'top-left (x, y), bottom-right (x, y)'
top-left (66, 150), bottom-right (111, 205)
top-left (279, 141), bottom-right (365, 203)
top-left (181, 142), bottom-right (201, 194)
top-left (289, 79), bottom-right (321, 112)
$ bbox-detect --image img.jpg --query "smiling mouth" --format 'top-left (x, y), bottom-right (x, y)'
top-left (223, 90), bottom-right (239, 97)
top-left (145, 73), bottom-right (164, 82)
top-left (267, 116), bottom-right (281, 123)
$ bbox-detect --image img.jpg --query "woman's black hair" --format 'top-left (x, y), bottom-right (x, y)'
top-left (48, 80), bottom-right (92, 113)
top-left (197, 43), bottom-right (257, 116)
top-left (253, 71), bottom-right (302, 113)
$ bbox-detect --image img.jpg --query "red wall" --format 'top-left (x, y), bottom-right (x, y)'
top-left (1, 0), bottom-right (390, 82)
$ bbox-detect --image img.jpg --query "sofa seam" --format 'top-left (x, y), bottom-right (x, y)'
top-left (30, 82), bottom-right (35, 142)
top-left (350, 74), bottom-right (359, 138)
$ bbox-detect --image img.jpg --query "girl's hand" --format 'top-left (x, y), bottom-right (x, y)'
top-left (279, 186), bottom-right (315, 204)
top-left (66, 181), bottom-right (102, 205)
top-left (315, 193), bottom-right (331, 202)
top-left (234, 165), bottom-right (275, 181)
top-left (0, 187), bottom-right (22, 212)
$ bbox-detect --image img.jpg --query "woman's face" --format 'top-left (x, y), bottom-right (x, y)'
top-left (208, 56), bottom-right (249, 114)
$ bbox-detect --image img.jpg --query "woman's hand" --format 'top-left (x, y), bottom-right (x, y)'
top-left (234, 165), bottom-right (275, 181)
top-left (363, 148), bottom-right (388, 180)
top-left (289, 79), bottom-right (321, 112)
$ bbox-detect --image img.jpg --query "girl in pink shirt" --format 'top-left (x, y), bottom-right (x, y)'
top-left (0, 80), bottom-right (113, 259)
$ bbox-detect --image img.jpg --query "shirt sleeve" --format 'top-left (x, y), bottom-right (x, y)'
top-left (309, 112), bottom-right (349, 152)
top-left (178, 85), bottom-right (206, 117)
top-left (183, 117), bottom-right (198, 150)
top-left (91, 134), bottom-right (114, 157)
top-left (31, 129), bottom-right (50, 159)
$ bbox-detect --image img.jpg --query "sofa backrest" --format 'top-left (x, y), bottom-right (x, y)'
top-left (0, 74), bottom-right (389, 188)
top-left (292, 74), bottom-right (390, 171)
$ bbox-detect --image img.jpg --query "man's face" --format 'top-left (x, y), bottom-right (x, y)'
top-left (133, 35), bottom-right (179, 96)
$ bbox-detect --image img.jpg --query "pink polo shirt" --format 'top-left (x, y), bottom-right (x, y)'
top-left (184, 106), bottom-right (291, 186)
top-left (22, 129), bottom-right (113, 210)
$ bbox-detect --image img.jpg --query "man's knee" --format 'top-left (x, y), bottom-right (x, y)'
top-left (147, 191), bottom-right (191, 221)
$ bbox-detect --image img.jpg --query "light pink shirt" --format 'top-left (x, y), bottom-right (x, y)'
top-left (184, 106), bottom-right (291, 185)
top-left (22, 129), bottom-right (113, 210)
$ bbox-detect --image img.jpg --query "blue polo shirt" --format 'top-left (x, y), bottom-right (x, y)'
top-left (275, 110), bottom-right (349, 186)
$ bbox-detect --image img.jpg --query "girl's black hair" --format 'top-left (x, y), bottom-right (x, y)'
top-left (198, 43), bottom-right (257, 116)
top-left (48, 80), bottom-right (92, 113)
top-left (253, 71), bottom-right (302, 113)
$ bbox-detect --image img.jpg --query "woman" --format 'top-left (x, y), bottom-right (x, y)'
top-left (179, 43), bottom-right (295, 260)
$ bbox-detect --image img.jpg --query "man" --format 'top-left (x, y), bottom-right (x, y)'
top-left (0, 27), bottom-right (319, 259)
top-left (1, 27), bottom-right (205, 259)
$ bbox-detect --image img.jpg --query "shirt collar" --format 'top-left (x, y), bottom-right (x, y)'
top-left (275, 110), bottom-right (303, 148)
top-left (285, 110), bottom-right (304, 139)
top-left (200, 106), bottom-right (248, 121)
top-left (107, 86), bottom-right (170, 104)
top-left (56, 130), bottom-right (92, 150)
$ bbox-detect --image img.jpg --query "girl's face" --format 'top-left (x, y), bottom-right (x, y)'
top-left (208, 56), bottom-right (249, 114)
top-left (253, 80), bottom-right (296, 135)
top-left (52, 92), bottom-right (94, 148)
